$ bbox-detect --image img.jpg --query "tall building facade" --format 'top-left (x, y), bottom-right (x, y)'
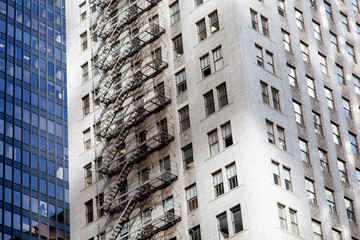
top-left (0, 0), bottom-right (69, 239)
top-left (67, 0), bottom-right (360, 239)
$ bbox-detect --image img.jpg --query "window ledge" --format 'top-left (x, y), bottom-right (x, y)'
top-left (200, 102), bottom-right (233, 123)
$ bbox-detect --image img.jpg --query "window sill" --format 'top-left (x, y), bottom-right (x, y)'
top-left (276, 227), bottom-right (302, 239)
top-left (205, 142), bottom-right (238, 162)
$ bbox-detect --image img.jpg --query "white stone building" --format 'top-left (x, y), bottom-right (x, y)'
top-left (66, 0), bottom-right (360, 239)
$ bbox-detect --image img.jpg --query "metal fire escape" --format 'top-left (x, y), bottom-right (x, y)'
top-left (90, 0), bottom-right (180, 239)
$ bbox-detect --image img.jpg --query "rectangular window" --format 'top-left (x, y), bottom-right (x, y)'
top-left (83, 129), bottom-right (91, 150)
top-left (346, 43), bottom-right (356, 63)
top-left (287, 64), bottom-right (297, 87)
top-left (324, 2), bottom-right (333, 20)
top-left (356, 169), bottom-right (360, 188)
top-left (353, 75), bottom-right (360, 95)
top-left (332, 229), bottom-right (342, 240)
top-left (217, 83), bottom-right (228, 109)
top-left (227, 164), bottom-right (238, 190)
top-left (139, 168), bottom-right (149, 184)
top-left (319, 149), bottom-right (329, 173)
top-left (289, 209), bottom-right (299, 235)
top-left (277, 0), bottom-right (286, 17)
top-left (261, 81), bottom-right (269, 105)
top-left (80, 31), bottom-right (88, 51)
top-left (175, 69), bottom-right (187, 94)
top-left (197, 19), bottom-right (207, 42)
top-left (250, 10), bottom-right (258, 31)
top-left (282, 30), bottom-right (291, 52)
top-left (349, 132), bottom-right (359, 155)
top-left (293, 101), bottom-right (303, 124)
top-left (305, 178), bottom-right (317, 204)
top-left (312, 220), bottom-right (323, 240)
top-left (222, 122), bottom-right (233, 148)
top-left (352, 0), bottom-right (359, 12)
top-left (179, 106), bottom-right (190, 132)
top-left (217, 212), bottom-right (229, 239)
top-left (200, 54), bottom-right (211, 78)
top-left (336, 64), bottom-right (345, 84)
top-left (79, 2), bottom-right (86, 21)
top-left (318, 53), bottom-right (328, 74)
top-left (266, 120), bottom-right (274, 144)
top-left (306, 76), bottom-right (317, 99)
top-left (96, 193), bottom-right (104, 218)
top-left (183, 144), bottom-right (194, 170)
top-left (340, 13), bottom-right (349, 32)
top-left (209, 11), bottom-right (219, 33)
top-left (204, 91), bottom-right (215, 116)
top-left (208, 129), bottom-right (219, 156)
top-left (312, 112), bottom-right (323, 135)
top-left (300, 41), bottom-right (310, 62)
top-left (189, 225), bottom-right (201, 240)
top-left (330, 32), bottom-right (339, 52)
top-left (213, 171), bottom-right (224, 197)
top-left (261, 16), bottom-right (269, 37)
top-left (278, 204), bottom-right (287, 230)
top-left (173, 35), bottom-right (183, 59)
top-left (326, 189), bottom-right (337, 213)
top-left (231, 205), bottom-right (243, 234)
top-left (313, 21), bottom-right (322, 40)
top-left (79, 64), bottom-right (89, 85)
top-left (255, 44), bottom-right (263, 67)
top-left (295, 9), bottom-right (304, 29)
top-left (272, 161), bottom-right (280, 186)
top-left (343, 98), bottom-right (351, 119)
top-left (170, 1), bottom-right (180, 24)
top-left (325, 87), bottom-right (335, 109)
top-left (194, 0), bottom-right (203, 7)
top-left (272, 88), bottom-right (280, 111)
top-left (299, 138), bottom-right (309, 162)
top-left (283, 167), bottom-right (292, 191)
top-left (85, 199), bottom-right (93, 224)
top-left (277, 126), bottom-right (286, 150)
top-left (331, 122), bottom-right (341, 145)
top-left (338, 159), bottom-right (348, 183)
top-left (345, 198), bottom-right (356, 222)
top-left (213, 47), bottom-right (224, 71)
top-left (84, 164), bottom-right (92, 187)
top-left (265, 51), bottom-right (274, 73)
top-left (82, 95), bottom-right (90, 116)
top-left (186, 185), bottom-right (198, 212)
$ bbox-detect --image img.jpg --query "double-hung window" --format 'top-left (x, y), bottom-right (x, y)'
top-left (170, 2), bottom-right (180, 24)
top-left (293, 101), bottom-right (303, 124)
top-left (336, 64), bottom-right (345, 84)
top-left (300, 41), bottom-right (310, 62)
top-left (204, 91), bottom-right (215, 116)
top-left (197, 19), bottom-right (207, 42)
top-left (345, 198), bottom-right (356, 222)
top-left (331, 122), bottom-right (341, 145)
top-left (213, 171), bottom-right (224, 197)
top-left (222, 122), bottom-right (233, 148)
top-left (306, 76), bottom-right (317, 98)
top-left (299, 139), bottom-right (309, 162)
top-left (173, 35), bottom-right (183, 59)
top-left (217, 83), bottom-right (228, 108)
top-left (186, 185), bottom-right (198, 212)
top-left (179, 106), bottom-right (190, 132)
top-left (217, 213), bottom-right (229, 239)
top-left (231, 205), bottom-right (243, 234)
top-left (318, 149), bottom-right (329, 173)
top-left (227, 164), bottom-right (238, 190)
top-left (282, 30), bottom-right (291, 51)
top-left (261, 81), bottom-right (269, 105)
top-left (209, 11), bottom-right (219, 34)
top-left (295, 9), bottom-right (304, 29)
top-left (353, 75), bottom-right (360, 95)
top-left (343, 98), bottom-right (351, 119)
top-left (208, 129), bottom-right (219, 156)
top-left (213, 47), bottom-right (224, 71)
top-left (326, 189), bottom-right (336, 213)
top-left (312, 112), bottom-right (322, 135)
top-left (349, 132), bottom-right (359, 155)
top-left (175, 69), bottom-right (187, 94)
top-left (200, 54), bottom-right (211, 78)
top-left (338, 160), bottom-right (348, 183)
top-left (313, 21), bottom-right (322, 40)
top-left (305, 178), bottom-right (317, 204)
top-left (325, 87), bottom-right (334, 108)
top-left (266, 120), bottom-right (274, 144)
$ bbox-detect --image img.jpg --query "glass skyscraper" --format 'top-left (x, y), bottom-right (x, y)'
top-left (0, 0), bottom-right (69, 239)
